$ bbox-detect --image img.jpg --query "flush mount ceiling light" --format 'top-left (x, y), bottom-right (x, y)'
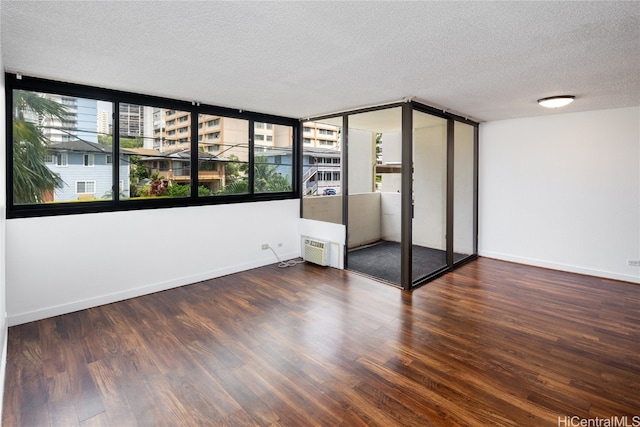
top-left (537, 95), bottom-right (575, 108)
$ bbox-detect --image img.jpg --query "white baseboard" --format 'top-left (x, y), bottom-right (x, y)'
top-left (7, 251), bottom-right (299, 326)
top-left (479, 250), bottom-right (640, 284)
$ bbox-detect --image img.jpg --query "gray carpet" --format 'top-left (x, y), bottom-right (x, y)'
top-left (347, 240), bottom-right (468, 285)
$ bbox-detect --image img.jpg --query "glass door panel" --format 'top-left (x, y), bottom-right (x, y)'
top-left (412, 111), bottom-right (448, 283)
top-left (346, 107), bottom-right (403, 286)
top-left (301, 117), bottom-right (343, 224)
top-left (453, 121), bottom-right (476, 263)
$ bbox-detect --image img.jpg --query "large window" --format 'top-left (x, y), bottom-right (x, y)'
top-left (7, 74), bottom-right (299, 217)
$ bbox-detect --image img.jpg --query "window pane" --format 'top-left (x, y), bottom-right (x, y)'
top-left (301, 119), bottom-right (342, 224)
top-left (12, 89), bottom-right (112, 204)
top-left (83, 154), bottom-right (95, 167)
top-left (346, 108), bottom-right (403, 284)
top-left (121, 105), bottom-right (191, 199)
top-left (412, 110), bottom-right (447, 283)
top-left (253, 123), bottom-right (293, 194)
top-left (453, 122), bottom-right (476, 261)
top-left (198, 114), bottom-right (249, 196)
top-left (76, 180), bottom-right (96, 194)
top-left (57, 153), bottom-right (68, 167)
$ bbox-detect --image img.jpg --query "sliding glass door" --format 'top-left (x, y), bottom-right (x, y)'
top-left (301, 117), bottom-right (343, 224)
top-left (453, 121), bottom-right (477, 264)
top-left (346, 107), bottom-right (403, 286)
top-left (303, 101), bottom-right (478, 290)
top-left (412, 111), bottom-right (448, 283)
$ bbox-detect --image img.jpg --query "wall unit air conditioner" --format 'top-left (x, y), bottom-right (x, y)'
top-left (302, 237), bottom-right (330, 266)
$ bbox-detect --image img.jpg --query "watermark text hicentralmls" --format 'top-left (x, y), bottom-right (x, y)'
top-left (558, 416), bottom-right (640, 427)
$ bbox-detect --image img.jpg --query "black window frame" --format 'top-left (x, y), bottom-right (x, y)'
top-left (6, 73), bottom-right (300, 218)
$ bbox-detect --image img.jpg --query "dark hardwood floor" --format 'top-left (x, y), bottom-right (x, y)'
top-left (3, 257), bottom-right (640, 426)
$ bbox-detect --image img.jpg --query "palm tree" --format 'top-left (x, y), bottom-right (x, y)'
top-left (254, 156), bottom-right (291, 193)
top-left (12, 90), bottom-right (68, 204)
top-left (218, 156), bottom-right (291, 194)
top-left (218, 179), bottom-right (249, 195)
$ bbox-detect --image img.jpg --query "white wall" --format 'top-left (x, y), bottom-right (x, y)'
top-left (347, 193), bottom-right (381, 248)
top-left (413, 125), bottom-right (447, 249)
top-left (6, 199), bottom-right (301, 325)
top-left (0, 16), bottom-right (7, 419)
top-left (381, 130), bottom-right (402, 163)
top-left (378, 131), bottom-right (402, 192)
top-left (380, 192), bottom-right (402, 242)
top-left (479, 106), bottom-right (640, 283)
top-left (348, 128), bottom-right (375, 193)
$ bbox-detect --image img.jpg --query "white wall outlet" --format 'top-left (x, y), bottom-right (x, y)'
top-left (628, 260), bottom-right (640, 267)
top-left (261, 244), bottom-right (269, 250)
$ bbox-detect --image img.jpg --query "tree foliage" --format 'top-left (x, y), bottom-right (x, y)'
top-left (218, 179), bottom-right (249, 195)
top-left (254, 156), bottom-right (291, 193)
top-left (223, 155), bottom-right (244, 185)
top-left (12, 90), bottom-right (68, 204)
top-left (218, 155), bottom-right (290, 194)
top-left (97, 134), bottom-right (142, 148)
top-left (142, 182), bottom-right (210, 197)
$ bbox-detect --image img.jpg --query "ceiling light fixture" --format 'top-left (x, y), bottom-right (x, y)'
top-left (537, 95), bottom-right (575, 108)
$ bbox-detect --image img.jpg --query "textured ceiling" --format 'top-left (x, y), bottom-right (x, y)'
top-left (2, 1), bottom-right (639, 122)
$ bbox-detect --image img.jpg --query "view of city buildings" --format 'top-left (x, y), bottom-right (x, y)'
top-left (27, 93), bottom-right (341, 202)
top-left (29, 94), bottom-right (126, 202)
top-left (302, 122), bottom-right (342, 196)
top-left (39, 94), bottom-right (98, 144)
top-left (302, 122), bottom-right (339, 150)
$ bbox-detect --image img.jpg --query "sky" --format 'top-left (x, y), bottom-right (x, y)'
top-left (97, 100), bottom-right (113, 125)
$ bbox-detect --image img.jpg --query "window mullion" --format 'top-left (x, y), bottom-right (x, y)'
top-left (112, 101), bottom-right (120, 203)
top-left (190, 106), bottom-right (198, 198)
top-left (248, 119), bottom-right (255, 195)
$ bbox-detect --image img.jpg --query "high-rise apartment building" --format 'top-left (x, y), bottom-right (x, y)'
top-left (97, 108), bottom-right (110, 136)
top-left (119, 103), bottom-right (144, 138)
top-left (38, 94), bottom-right (98, 144)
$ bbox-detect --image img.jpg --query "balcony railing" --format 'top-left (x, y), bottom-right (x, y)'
top-left (197, 171), bottom-right (223, 181)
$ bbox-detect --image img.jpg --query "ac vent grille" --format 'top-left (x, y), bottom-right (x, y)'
top-left (302, 237), bottom-right (330, 266)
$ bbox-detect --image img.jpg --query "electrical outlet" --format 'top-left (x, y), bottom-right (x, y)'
top-left (628, 260), bottom-right (640, 267)
top-left (261, 244), bottom-right (269, 250)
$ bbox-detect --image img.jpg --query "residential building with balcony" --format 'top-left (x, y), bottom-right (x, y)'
top-left (302, 147), bottom-right (341, 196)
top-left (156, 111), bottom-right (251, 162)
top-left (128, 147), bottom-right (227, 194)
